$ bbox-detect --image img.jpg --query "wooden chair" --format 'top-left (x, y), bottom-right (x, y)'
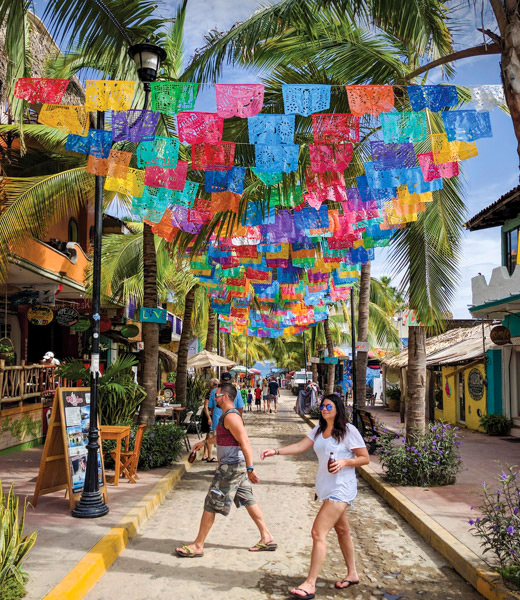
top-left (110, 424), bottom-right (147, 483)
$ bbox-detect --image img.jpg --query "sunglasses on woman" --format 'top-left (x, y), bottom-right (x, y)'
top-left (320, 403), bottom-right (334, 411)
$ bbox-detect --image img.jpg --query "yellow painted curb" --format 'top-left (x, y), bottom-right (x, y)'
top-left (297, 412), bottom-right (520, 600)
top-left (43, 452), bottom-right (198, 600)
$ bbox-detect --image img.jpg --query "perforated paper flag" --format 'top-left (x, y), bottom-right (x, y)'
top-left (85, 80), bottom-right (135, 111)
top-left (205, 167), bottom-right (246, 194)
top-left (215, 84), bottom-right (264, 118)
top-left (144, 161), bottom-right (188, 191)
top-left (150, 82), bottom-right (199, 114)
top-left (282, 84), bottom-right (331, 116)
top-left (309, 144), bottom-right (353, 172)
top-left (177, 112), bottom-right (223, 144)
top-left (311, 113), bottom-right (360, 143)
top-left (170, 181), bottom-right (199, 207)
top-left (248, 114), bottom-right (295, 145)
top-left (441, 110), bottom-right (492, 142)
top-left (105, 168), bottom-right (145, 197)
top-left (417, 152), bottom-right (459, 181)
top-left (38, 104), bottom-right (89, 136)
top-left (407, 85), bottom-right (458, 112)
top-left (251, 169), bottom-right (283, 186)
top-left (380, 112), bottom-right (427, 144)
top-left (430, 133), bottom-right (478, 164)
top-left (255, 144), bottom-right (299, 173)
top-left (137, 137), bottom-right (179, 168)
top-left (470, 85), bottom-right (505, 112)
top-left (14, 78), bottom-right (69, 104)
top-left (192, 142), bottom-right (235, 170)
top-left (112, 109), bottom-right (159, 142)
top-left (370, 141), bottom-right (416, 171)
top-left (66, 129), bottom-right (112, 157)
top-left (87, 149), bottom-right (132, 176)
top-left (345, 85), bottom-right (394, 117)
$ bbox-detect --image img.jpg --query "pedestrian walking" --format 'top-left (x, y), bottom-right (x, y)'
top-left (268, 377), bottom-right (280, 413)
top-left (260, 393), bottom-right (369, 599)
top-left (207, 373), bottom-right (244, 462)
top-left (262, 379), bottom-right (269, 412)
top-left (247, 388), bottom-right (253, 412)
top-left (254, 385), bottom-right (262, 412)
top-left (175, 383), bottom-right (277, 558)
top-left (201, 378), bottom-right (219, 462)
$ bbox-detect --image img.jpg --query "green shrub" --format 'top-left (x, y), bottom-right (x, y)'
top-left (0, 482), bottom-right (37, 594)
top-left (469, 466), bottom-right (519, 579)
top-left (57, 355), bottom-right (145, 425)
top-left (0, 576), bottom-right (26, 600)
top-left (308, 406), bottom-right (322, 419)
top-left (186, 374), bottom-right (209, 414)
top-left (479, 414), bottom-right (513, 436)
top-left (385, 386), bottom-right (401, 401)
top-left (102, 423), bottom-right (184, 471)
top-left (377, 421), bottom-right (463, 486)
top-left (166, 371), bottom-right (176, 383)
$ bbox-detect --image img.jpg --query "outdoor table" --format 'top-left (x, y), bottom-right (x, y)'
top-left (100, 425), bottom-right (131, 486)
top-left (155, 406), bottom-right (173, 425)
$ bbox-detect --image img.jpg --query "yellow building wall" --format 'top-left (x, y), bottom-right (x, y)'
top-left (436, 363), bottom-right (486, 431)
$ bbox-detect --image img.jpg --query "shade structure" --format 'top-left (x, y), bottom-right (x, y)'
top-left (230, 365), bottom-right (248, 372)
top-left (187, 349), bottom-right (236, 369)
top-left (249, 368), bottom-right (261, 374)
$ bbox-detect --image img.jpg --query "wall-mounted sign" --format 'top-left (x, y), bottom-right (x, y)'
top-left (324, 356), bottom-right (338, 364)
top-left (70, 316), bottom-right (91, 332)
top-left (121, 324), bottom-right (140, 338)
top-left (55, 307), bottom-right (79, 327)
top-left (467, 368), bottom-right (485, 401)
top-left (310, 357), bottom-right (320, 364)
top-left (355, 341), bottom-right (370, 353)
top-left (27, 305), bottom-right (54, 326)
top-left (490, 325), bottom-right (512, 346)
top-left (139, 307), bottom-right (167, 324)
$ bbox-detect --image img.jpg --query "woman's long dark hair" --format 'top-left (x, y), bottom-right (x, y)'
top-left (315, 393), bottom-right (348, 442)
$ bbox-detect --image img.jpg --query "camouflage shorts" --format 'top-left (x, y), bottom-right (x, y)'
top-left (203, 462), bottom-right (256, 516)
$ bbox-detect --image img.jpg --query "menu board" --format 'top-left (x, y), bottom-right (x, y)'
top-left (33, 388), bottom-right (107, 510)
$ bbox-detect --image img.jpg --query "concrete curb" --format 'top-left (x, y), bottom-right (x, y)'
top-left (297, 412), bottom-right (520, 600)
top-left (43, 452), bottom-right (197, 600)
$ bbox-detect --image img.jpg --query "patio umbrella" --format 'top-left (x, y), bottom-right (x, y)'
top-left (187, 350), bottom-right (236, 369)
top-left (230, 365), bottom-right (248, 372)
top-left (248, 368), bottom-right (261, 374)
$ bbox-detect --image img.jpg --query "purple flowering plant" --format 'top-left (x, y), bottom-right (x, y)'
top-left (468, 465), bottom-right (520, 585)
top-left (376, 421), bottom-right (463, 486)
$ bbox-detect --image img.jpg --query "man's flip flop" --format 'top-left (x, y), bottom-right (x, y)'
top-left (206, 457), bottom-right (218, 462)
top-left (175, 545), bottom-right (204, 558)
top-left (249, 542), bottom-right (277, 552)
top-left (289, 589), bottom-right (315, 599)
top-left (334, 579), bottom-right (359, 589)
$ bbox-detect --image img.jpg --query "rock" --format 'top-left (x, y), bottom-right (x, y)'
top-left (316, 582), bottom-right (326, 587)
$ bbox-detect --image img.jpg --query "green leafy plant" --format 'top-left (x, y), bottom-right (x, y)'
top-left (0, 342), bottom-right (15, 366)
top-left (57, 355), bottom-right (145, 424)
top-left (102, 423), bottom-right (184, 471)
top-left (166, 371), bottom-right (176, 383)
top-left (377, 421), bottom-right (463, 486)
top-left (385, 386), bottom-right (401, 401)
top-left (468, 466), bottom-right (519, 588)
top-left (0, 482), bottom-right (37, 599)
top-left (309, 406), bottom-right (322, 419)
top-left (479, 414), bottom-right (513, 436)
top-left (185, 374), bottom-right (209, 414)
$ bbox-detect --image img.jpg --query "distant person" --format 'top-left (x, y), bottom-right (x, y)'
top-left (262, 379), bottom-right (269, 412)
top-left (268, 377), bottom-right (279, 413)
top-left (247, 388), bottom-right (253, 412)
top-left (254, 385), bottom-right (262, 411)
top-left (42, 351), bottom-right (60, 366)
top-left (176, 383), bottom-right (276, 557)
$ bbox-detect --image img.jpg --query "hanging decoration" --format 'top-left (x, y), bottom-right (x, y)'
top-left (215, 84), bottom-right (264, 118)
top-left (38, 104), bottom-right (89, 136)
top-left (14, 78), bottom-right (69, 104)
top-left (85, 80), bottom-right (135, 112)
top-left (150, 82), bottom-right (199, 114)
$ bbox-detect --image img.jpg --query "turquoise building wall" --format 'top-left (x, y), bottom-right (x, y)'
top-left (486, 349), bottom-right (503, 415)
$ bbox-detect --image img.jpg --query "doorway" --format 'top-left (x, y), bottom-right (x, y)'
top-left (458, 372), bottom-right (466, 424)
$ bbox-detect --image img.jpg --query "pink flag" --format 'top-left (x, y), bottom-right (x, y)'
top-left (215, 84), bottom-right (264, 118)
top-left (417, 152), bottom-right (459, 182)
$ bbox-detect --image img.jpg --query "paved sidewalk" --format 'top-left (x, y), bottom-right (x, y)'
top-left (86, 391), bottom-right (480, 600)
top-left (362, 405), bottom-right (520, 564)
top-left (0, 430), bottom-right (199, 599)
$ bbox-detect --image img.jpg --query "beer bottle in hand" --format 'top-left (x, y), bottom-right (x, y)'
top-left (188, 449), bottom-right (197, 463)
top-left (328, 452), bottom-right (336, 473)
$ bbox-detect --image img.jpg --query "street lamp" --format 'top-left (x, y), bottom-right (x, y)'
top-left (72, 41), bottom-right (166, 519)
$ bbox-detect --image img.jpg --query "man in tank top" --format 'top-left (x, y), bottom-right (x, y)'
top-left (175, 383), bottom-right (277, 557)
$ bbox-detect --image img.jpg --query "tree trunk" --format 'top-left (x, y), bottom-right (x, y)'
top-left (501, 6), bottom-right (520, 171)
top-left (311, 361), bottom-right (318, 383)
top-left (406, 325), bottom-right (427, 441)
top-left (219, 330), bottom-right (226, 358)
top-left (323, 317), bottom-right (335, 394)
top-left (138, 223), bottom-right (159, 425)
top-left (355, 262), bottom-right (371, 408)
top-left (175, 285), bottom-right (197, 407)
top-left (399, 367), bottom-right (406, 424)
top-left (203, 300), bottom-right (216, 379)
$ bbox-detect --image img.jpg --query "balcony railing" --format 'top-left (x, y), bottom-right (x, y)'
top-left (0, 362), bottom-right (60, 410)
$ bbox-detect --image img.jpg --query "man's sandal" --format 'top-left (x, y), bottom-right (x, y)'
top-left (289, 589), bottom-right (315, 599)
top-left (334, 579), bottom-right (359, 589)
top-left (175, 545), bottom-right (204, 558)
top-left (249, 542), bottom-right (277, 552)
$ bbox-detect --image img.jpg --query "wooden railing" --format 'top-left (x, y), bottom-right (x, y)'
top-left (0, 361), bottom-right (59, 409)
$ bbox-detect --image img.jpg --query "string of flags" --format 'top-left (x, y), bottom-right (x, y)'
top-left (13, 77), bottom-right (503, 338)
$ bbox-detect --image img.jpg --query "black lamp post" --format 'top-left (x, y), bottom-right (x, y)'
top-left (72, 42), bottom-right (166, 519)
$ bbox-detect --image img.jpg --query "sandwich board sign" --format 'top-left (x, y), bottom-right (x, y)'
top-left (33, 388), bottom-right (107, 510)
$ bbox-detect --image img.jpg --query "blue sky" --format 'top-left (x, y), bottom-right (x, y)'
top-left (33, 0), bottom-right (518, 317)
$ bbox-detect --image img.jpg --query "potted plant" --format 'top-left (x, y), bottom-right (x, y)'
top-left (479, 414), bottom-right (513, 436)
top-left (385, 385), bottom-right (401, 412)
top-left (0, 341), bottom-right (15, 365)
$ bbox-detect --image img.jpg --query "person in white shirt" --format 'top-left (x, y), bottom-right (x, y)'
top-left (42, 351), bottom-right (60, 366)
top-left (261, 393), bottom-right (369, 599)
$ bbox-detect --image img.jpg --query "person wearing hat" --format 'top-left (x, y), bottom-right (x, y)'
top-left (207, 371), bottom-right (244, 437)
top-left (42, 351), bottom-right (60, 366)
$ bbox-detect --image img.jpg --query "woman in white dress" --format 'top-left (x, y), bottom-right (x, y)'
top-left (261, 394), bottom-right (369, 599)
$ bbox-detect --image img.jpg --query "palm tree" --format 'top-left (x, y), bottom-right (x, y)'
top-left (175, 284), bottom-right (197, 407)
top-left (189, 0), bottom-right (465, 441)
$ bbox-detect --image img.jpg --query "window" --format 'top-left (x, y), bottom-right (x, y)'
top-left (68, 218), bottom-right (79, 243)
top-left (505, 226), bottom-right (519, 275)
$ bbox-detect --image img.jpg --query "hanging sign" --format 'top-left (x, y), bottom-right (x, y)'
top-left (120, 324), bottom-right (140, 338)
top-left (55, 306), bottom-right (80, 326)
top-left (355, 341), bottom-right (370, 352)
top-left (70, 316), bottom-right (91, 332)
top-left (467, 368), bottom-right (485, 401)
top-left (490, 325), bottom-right (512, 346)
top-left (310, 357), bottom-right (320, 364)
top-left (324, 356), bottom-right (338, 364)
top-left (27, 305), bottom-right (54, 326)
top-left (139, 307), bottom-right (167, 324)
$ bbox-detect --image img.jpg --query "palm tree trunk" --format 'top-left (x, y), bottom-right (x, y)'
top-left (138, 223), bottom-right (159, 425)
top-left (175, 285), bottom-right (197, 407)
top-left (311, 362), bottom-right (318, 383)
top-left (406, 325), bottom-right (427, 440)
top-left (355, 263), bottom-right (371, 408)
top-left (219, 331), bottom-right (227, 358)
top-left (323, 317), bottom-right (335, 394)
top-left (203, 301), bottom-right (216, 379)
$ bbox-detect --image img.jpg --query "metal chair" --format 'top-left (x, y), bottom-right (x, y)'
top-left (180, 410), bottom-right (194, 451)
top-left (186, 404), bottom-right (204, 439)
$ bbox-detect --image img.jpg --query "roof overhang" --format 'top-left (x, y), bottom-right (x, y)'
top-left (469, 292), bottom-right (520, 319)
top-left (466, 186), bottom-right (520, 231)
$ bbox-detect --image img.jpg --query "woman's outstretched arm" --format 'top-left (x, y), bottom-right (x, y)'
top-left (261, 435), bottom-right (314, 460)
